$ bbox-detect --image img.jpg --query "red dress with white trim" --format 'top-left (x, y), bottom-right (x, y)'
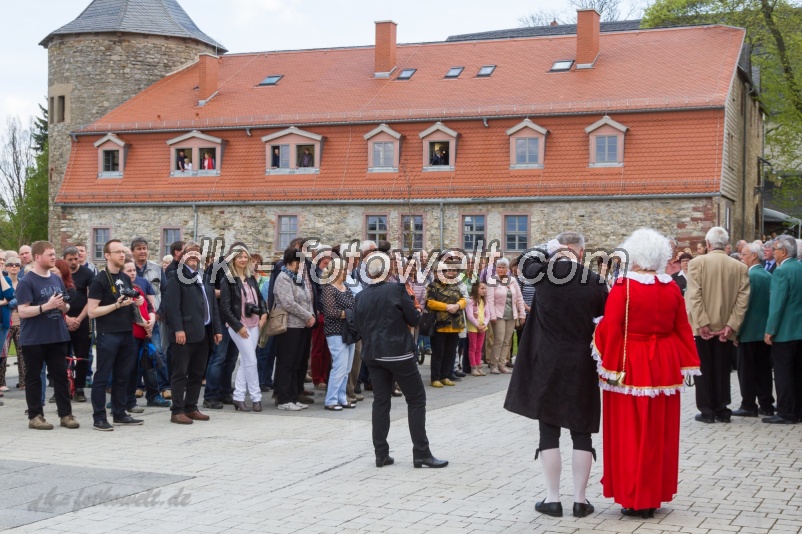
top-left (593, 272), bottom-right (700, 510)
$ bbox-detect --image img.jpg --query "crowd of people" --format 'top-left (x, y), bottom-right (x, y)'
top-left (1, 223), bottom-right (800, 518)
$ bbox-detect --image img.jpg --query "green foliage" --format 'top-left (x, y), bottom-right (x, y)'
top-left (643, 0), bottom-right (802, 172)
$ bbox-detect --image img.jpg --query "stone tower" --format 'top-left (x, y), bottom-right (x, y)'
top-left (40, 0), bottom-right (226, 243)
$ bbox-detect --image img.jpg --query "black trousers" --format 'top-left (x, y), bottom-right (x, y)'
top-left (771, 340), bottom-right (802, 421)
top-left (367, 357), bottom-right (432, 460)
top-left (170, 329), bottom-right (212, 414)
top-left (694, 337), bottom-right (733, 418)
top-left (736, 341), bottom-right (775, 412)
top-left (430, 332), bottom-right (459, 382)
top-left (23, 342), bottom-right (71, 420)
top-left (68, 320), bottom-right (91, 388)
top-left (538, 421), bottom-right (592, 452)
top-left (92, 332), bottom-right (136, 423)
top-left (273, 327), bottom-right (312, 405)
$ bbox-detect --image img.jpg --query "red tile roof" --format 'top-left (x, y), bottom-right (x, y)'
top-left (57, 110), bottom-right (725, 204)
top-left (78, 25), bottom-right (745, 132)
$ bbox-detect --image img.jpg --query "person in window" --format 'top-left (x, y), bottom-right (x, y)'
top-left (430, 149), bottom-right (444, 166)
top-left (202, 152), bottom-right (215, 170)
top-left (271, 148), bottom-right (281, 169)
top-left (183, 157), bottom-right (193, 171)
top-left (176, 150), bottom-right (186, 171)
top-left (299, 148), bottom-right (314, 168)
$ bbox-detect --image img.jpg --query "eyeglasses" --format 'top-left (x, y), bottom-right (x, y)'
top-left (5, 263), bottom-right (20, 267)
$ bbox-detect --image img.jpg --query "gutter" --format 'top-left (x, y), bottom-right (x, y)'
top-left (70, 106), bottom-right (726, 137)
top-left (55, 192), bottom-right (721, 209)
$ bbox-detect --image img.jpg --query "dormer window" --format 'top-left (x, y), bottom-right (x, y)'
top-left (419, 122), bottom-right (458, 171)
top-left (364, 124), bottom-right (401, 172)
top-left (506, 119), bottom-right (547, 170)
top-left (94, 133), bottom-right (127, 178)
top-left (585, 116), bottom-right (628, 167)
top-left (262, 127), bottom-right (323, 175)
top-left (167, 131), bottom-right (223, 177)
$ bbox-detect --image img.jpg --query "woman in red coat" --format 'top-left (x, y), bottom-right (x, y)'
top-left (593, 229), bottom-right (700, 518)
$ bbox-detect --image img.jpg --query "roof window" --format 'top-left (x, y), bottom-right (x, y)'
top-left (398, 68), bottom-right (417, 80)
top-left (445, 66), bottom-right (464, 79)
top-left (550, 60), bottom-right (574, 72)
top-left (477, 65), bottom-right (496, 77)
top-left (259, 75), bottom-right (283, 86)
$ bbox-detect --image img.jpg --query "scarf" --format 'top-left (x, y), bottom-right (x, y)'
top-left (281, 265), bottom-right (305, 287)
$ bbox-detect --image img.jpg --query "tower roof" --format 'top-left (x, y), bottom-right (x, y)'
top-left (40, 0), bottom-right (227, 53)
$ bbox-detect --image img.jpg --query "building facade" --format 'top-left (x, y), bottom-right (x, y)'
top-left (45, 4), bottom-right (762, 261)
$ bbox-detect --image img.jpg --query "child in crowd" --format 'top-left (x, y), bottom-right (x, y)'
top-left (466, 281), bottom-right (489, 376)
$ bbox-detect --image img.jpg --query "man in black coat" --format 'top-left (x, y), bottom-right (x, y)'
top-left (353, 252), bottom-right (447, 469)
top-left (504, 232), bottom-right (607, 519)
top-left (164, 242), bottom-right (222, 425)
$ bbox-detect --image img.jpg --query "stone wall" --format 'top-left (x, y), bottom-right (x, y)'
top-left (57, 196), bottom-right (718, 263)
top-left (46, 34), bottom-right (214, 241)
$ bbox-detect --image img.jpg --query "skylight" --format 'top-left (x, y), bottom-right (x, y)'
top-left (259, 75), bottom-right (283, 86)
top-left (398, 68), bottom-right (417, 80)
top-left (550, 60), bottom-right (574, 72)
top-left (477, 65), bottom-right (496, 77)
top-left (445, 66), bottom-right (464, 78)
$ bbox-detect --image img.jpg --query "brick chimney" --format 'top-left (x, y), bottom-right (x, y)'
top-left (576, 9), bottom-right (600, 69)
top-left (374, 20), bottom-right (397, 78)
top-left (198, 53), bottom-right (219, 105)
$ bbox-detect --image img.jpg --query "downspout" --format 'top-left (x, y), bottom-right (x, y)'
top-left (193, 204), bottom-right (199, 241)
top-left (439, 201), bottom-right (444, 249)
top-left (741, 82), bottom-right (753, 239)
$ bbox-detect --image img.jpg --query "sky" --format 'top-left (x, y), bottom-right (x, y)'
top-left (0, 0), bottom-right (631, 126)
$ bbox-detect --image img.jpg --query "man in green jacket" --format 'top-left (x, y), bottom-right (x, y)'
top-left (733, 243), bottom-right (774, 417)
top-left (764, 235), bottom-right (802, 424)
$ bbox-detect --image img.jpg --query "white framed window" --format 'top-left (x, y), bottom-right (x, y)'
top-left (462, 215), bottom-right (486, 251)
top-left (515, 138), bottom-right (539, 165)
top-left (595, 136), bottom-right (618, 164)
top-left (92, 227), bottom-right (111, 261)
top-left (401, 215), bottom-right (424, 251)
top-left (373, 142), bottom-right (395, 168)
top-left (102, 150), bottom-right (120, 172)
top-left (270, 145), bottom-right (290, 168)
top-left (277, 216), bottom-right (298, 250)
top-left (162, 228), bottom-right (182, 257)
top-left (505, 215), bottom-right (528, 252)
top-left (366, 215), bottom-right (388, 243)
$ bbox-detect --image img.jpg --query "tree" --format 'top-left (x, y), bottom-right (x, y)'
top-left (0, 107), bottom-right (49, 250)
top-left (642, 0), bottom-right (802, 172)
top-left (519, 0), bottom-right (643, 26)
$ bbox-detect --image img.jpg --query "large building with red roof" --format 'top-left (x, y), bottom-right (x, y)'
top-left (44, 1), bottom-right (762, 260)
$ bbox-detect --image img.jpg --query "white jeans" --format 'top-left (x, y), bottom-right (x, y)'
top-left (228, 326), bottom-right (261, 402)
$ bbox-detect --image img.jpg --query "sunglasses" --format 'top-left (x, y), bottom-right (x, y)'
top-left (6, 263), bottom-right (20, 267)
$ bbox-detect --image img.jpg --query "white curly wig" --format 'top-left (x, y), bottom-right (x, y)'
top-left (619, 228), bottom-right (673, 272)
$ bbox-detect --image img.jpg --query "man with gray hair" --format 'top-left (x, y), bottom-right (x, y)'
top-left (733, 242), bottom-right (774, 418)
top-left (505, 231), bottom-right (607, 518)
top-left (685, 227), bottom-right (750, 423)
top-left (763, 235), bottom-right (802, 424)
top-left (763, 240), bottom-right (778, 273)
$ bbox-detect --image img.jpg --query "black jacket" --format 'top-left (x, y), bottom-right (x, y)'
top-left (671, 272), bottom-right (688, 296)
top-left (219, 275), bottom-right (266, 332)
top-left (353, 281), bottom-right (420, 362)
top-left (164, 265), bottom-right (222, 344)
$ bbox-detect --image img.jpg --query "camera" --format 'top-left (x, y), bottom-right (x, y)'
top-left (120, 288), bottom-right (139, 300)
top-left (244, 303), bottom-right (263, 317)
top-left (55, 290), bottom-right (71, 303)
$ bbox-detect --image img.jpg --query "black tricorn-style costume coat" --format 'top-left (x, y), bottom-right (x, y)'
top-left (504, 253), bottom-right (608, 434)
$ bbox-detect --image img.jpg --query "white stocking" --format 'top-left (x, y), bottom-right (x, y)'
top-left (572, 450), bottom-right (593, 503)
top-left (540, 448), bottom-right (562, 503)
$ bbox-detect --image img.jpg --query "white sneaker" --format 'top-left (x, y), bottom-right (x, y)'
top-left (293, 402), bottom-right (309, 410)
top-left (277, 403), bottom-right (302, 411)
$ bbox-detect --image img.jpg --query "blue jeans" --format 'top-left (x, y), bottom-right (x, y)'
top-left (324, 336), bottom-right (355, 406)
top-left (148, 323), bottom-right (170, 391)
top-left (92, 332), bottom-right (136, 422)
top-left (204, 327), bottom-right (238, 401)
top-left (257, 336), bottom-right (275, 388)
top-left (418, 335), bottom-right (431, 351)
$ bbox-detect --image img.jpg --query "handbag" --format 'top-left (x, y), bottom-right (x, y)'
top-left (257, 317), bottom-right (271, 348)
top-left (342, 308), bottom-right (361, 345)
top-left (419, 311), bottom-right (436, 338)
top-left (265, 303), bottom-right (288, 337)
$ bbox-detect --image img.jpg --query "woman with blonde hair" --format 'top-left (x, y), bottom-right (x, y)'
top-left (593, 228), bottom-right (700, 518)
top-left (219, 244), bottom-right (267, 412)
top-left (321, 258), bottom-right (357, 410)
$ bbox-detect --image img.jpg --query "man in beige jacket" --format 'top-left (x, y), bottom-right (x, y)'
top-left (685, 227), bottom-right (750, 424)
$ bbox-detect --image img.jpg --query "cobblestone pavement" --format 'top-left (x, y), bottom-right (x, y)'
top-left (0, 357), bottom-right (800, 533)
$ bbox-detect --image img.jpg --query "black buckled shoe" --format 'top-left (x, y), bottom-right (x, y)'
top-left (573, 500), bottom-right (594, 518)
top-left (375, 456), bottom-right (394, 468)
top-left (535, 500), bottom-right (563, 517)
top-left (413, 457), bottom-right (448, 468)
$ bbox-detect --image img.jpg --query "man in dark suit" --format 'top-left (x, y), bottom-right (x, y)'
top-left (165, 242), bottom-right (222, 424)
top-left (763, 240), bottom-right (778, 273)
top-left (764, 236), bottom-right (802, 424)
top-left (733, 243), bottom-right (774, 417)
top-left (670, 253), bottom-right (692, 296)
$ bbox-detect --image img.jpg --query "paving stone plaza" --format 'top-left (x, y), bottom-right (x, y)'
top-left (0, 359), bottom-right (800, 533)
